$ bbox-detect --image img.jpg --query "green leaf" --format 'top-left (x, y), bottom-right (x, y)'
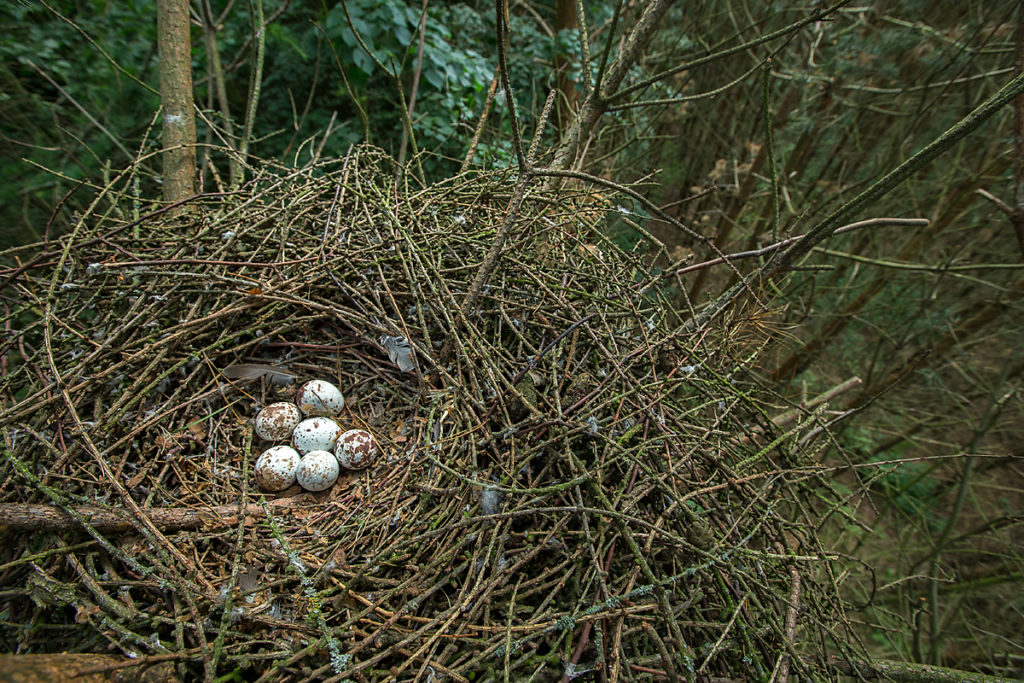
top-left (268, 23), bottom-right (308, 60)
top-left (394, 23), bottom-right (411, 46)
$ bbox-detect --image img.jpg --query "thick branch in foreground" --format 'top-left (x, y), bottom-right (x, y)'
top-left (157, 0), bottom-right (197, 208)
top-left (830, 656), bottom-right (1016, 683)
top-left (0, 498), bottom-right (297, 533)
top-left (0, 654), bottom-right (176, 683)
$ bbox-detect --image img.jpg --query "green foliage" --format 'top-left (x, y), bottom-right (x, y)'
top-left (0, 0), bottom-right (582, 242)
top-left (0, 0), bottom-right (160, 246)
top-left (245, 0), bottom-right (536, 177)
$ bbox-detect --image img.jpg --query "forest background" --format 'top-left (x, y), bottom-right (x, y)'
top-left (0, 0), bottom-right (1022, 679)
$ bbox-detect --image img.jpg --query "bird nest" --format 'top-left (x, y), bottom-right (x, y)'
top-left (0, 147), bottom-right (856, 680)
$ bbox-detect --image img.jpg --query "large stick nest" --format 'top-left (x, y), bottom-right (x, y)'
top-left (0, 147), bottom-right (855, 680)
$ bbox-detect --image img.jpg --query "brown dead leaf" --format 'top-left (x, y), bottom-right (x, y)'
top-left (709, 158), bottom-right (728, 182)
top-left (335, 471), bottom-right (360, 489)
top-left (75, 603), bottom-right (100, 623)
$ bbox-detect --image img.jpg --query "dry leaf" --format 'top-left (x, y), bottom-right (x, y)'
top-left (75, 604), bottom-right (100, 623)
top-left (188, 422), bottom-right (207, 440)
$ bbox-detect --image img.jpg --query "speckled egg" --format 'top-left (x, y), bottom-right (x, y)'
top-left (254, 402), bottom-right (302, 441)
top-left (295, 380), bottom-right (345, 417)
top-left (254, 445), bottom-right (300, 492)
top-left (335, 429), bottom-right (379, 470)
top-left (291, 417), bottom-right (342, 454)
top-left (296, 450), bottom-right (340, 491)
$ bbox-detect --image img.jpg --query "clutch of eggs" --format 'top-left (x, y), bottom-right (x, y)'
top-left (251, 379), bottom-right (381, 492)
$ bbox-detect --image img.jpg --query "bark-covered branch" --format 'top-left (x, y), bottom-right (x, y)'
top-left (0, 498), bottom-right (299, 533)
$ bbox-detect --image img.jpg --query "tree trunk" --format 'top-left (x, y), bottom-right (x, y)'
top-left (554, 0), bottom-right (578, 136)
top-left (157, 0), bottom-right (197, 210)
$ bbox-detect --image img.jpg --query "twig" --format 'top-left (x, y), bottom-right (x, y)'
top-left (399, 0), bottom-right (430, 167)
top-left (763, 60), bottom-right (780, 242)
top-left (236, 0), bottom-right (266, 187)
top-left (645, 218), bottom-right (929, 285)
top-left (776, 567), bottom-right (801, 683)
top-left (976, 188), bottom-right (1012, 215)
top-left (23, 59), bottom-right (132, 158)
top-left (607, 0), bottom-right (852, 104)
top-left (644, 622), bottom-right (680, 683)
top-left (461, 71), bottom-right (501, 172)
top-left (200, 0), bottom-right (240, 184)
top-left (496, 0), bottom-right (527, 173)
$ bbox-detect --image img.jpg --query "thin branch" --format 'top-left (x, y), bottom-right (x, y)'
top-left (548, 0), bottom-right (676, 174)
top-left (399, 0), bottom-right (430, 167)
top-left (763, 59), bottom-right (780, 242)
top-left (1012, 0), bottom-right (1024, 257)
top-left (829, 656), bottom-right (1017, 683)
top-left (461, 71), bottom-right (501, 172)
top-left (608, 56), bottom-right (766, 112)
top-left (23, 59), bottom-right (132, 159)
top-left (496, 0), bottom-right (527, 173)
top-left (593, 0), bottom-right (623, 96)
top-left (236, 0), bottom-right (266, 187)
top-left (976, 187), bottom-right (1012, 215)
top-left (574, 0), bottom-right (592, 96)
top-left (607, 0), bottom-right (852, 104)
top-left (317, 20), bottom-right (370, 142)
top-left (37, 0), bottom-right (159, 95)
top-left (200, 0), bottom-right (242, 184)
top-left (766, 69), bottom-right (1024, 277)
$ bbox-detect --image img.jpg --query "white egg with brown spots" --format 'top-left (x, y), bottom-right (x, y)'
top-left (296, 450), bottom-right (339, 491)
top-left (295, 379), bottom-right (345, 417)
top-left (254, 402), bottom-right (302, 441)
top-left (291, 417), bottom-right (342, 454)
top-left (254, 445), bottom-right (300, 492)
top-left (335, 429), bottom-right (379, 470)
